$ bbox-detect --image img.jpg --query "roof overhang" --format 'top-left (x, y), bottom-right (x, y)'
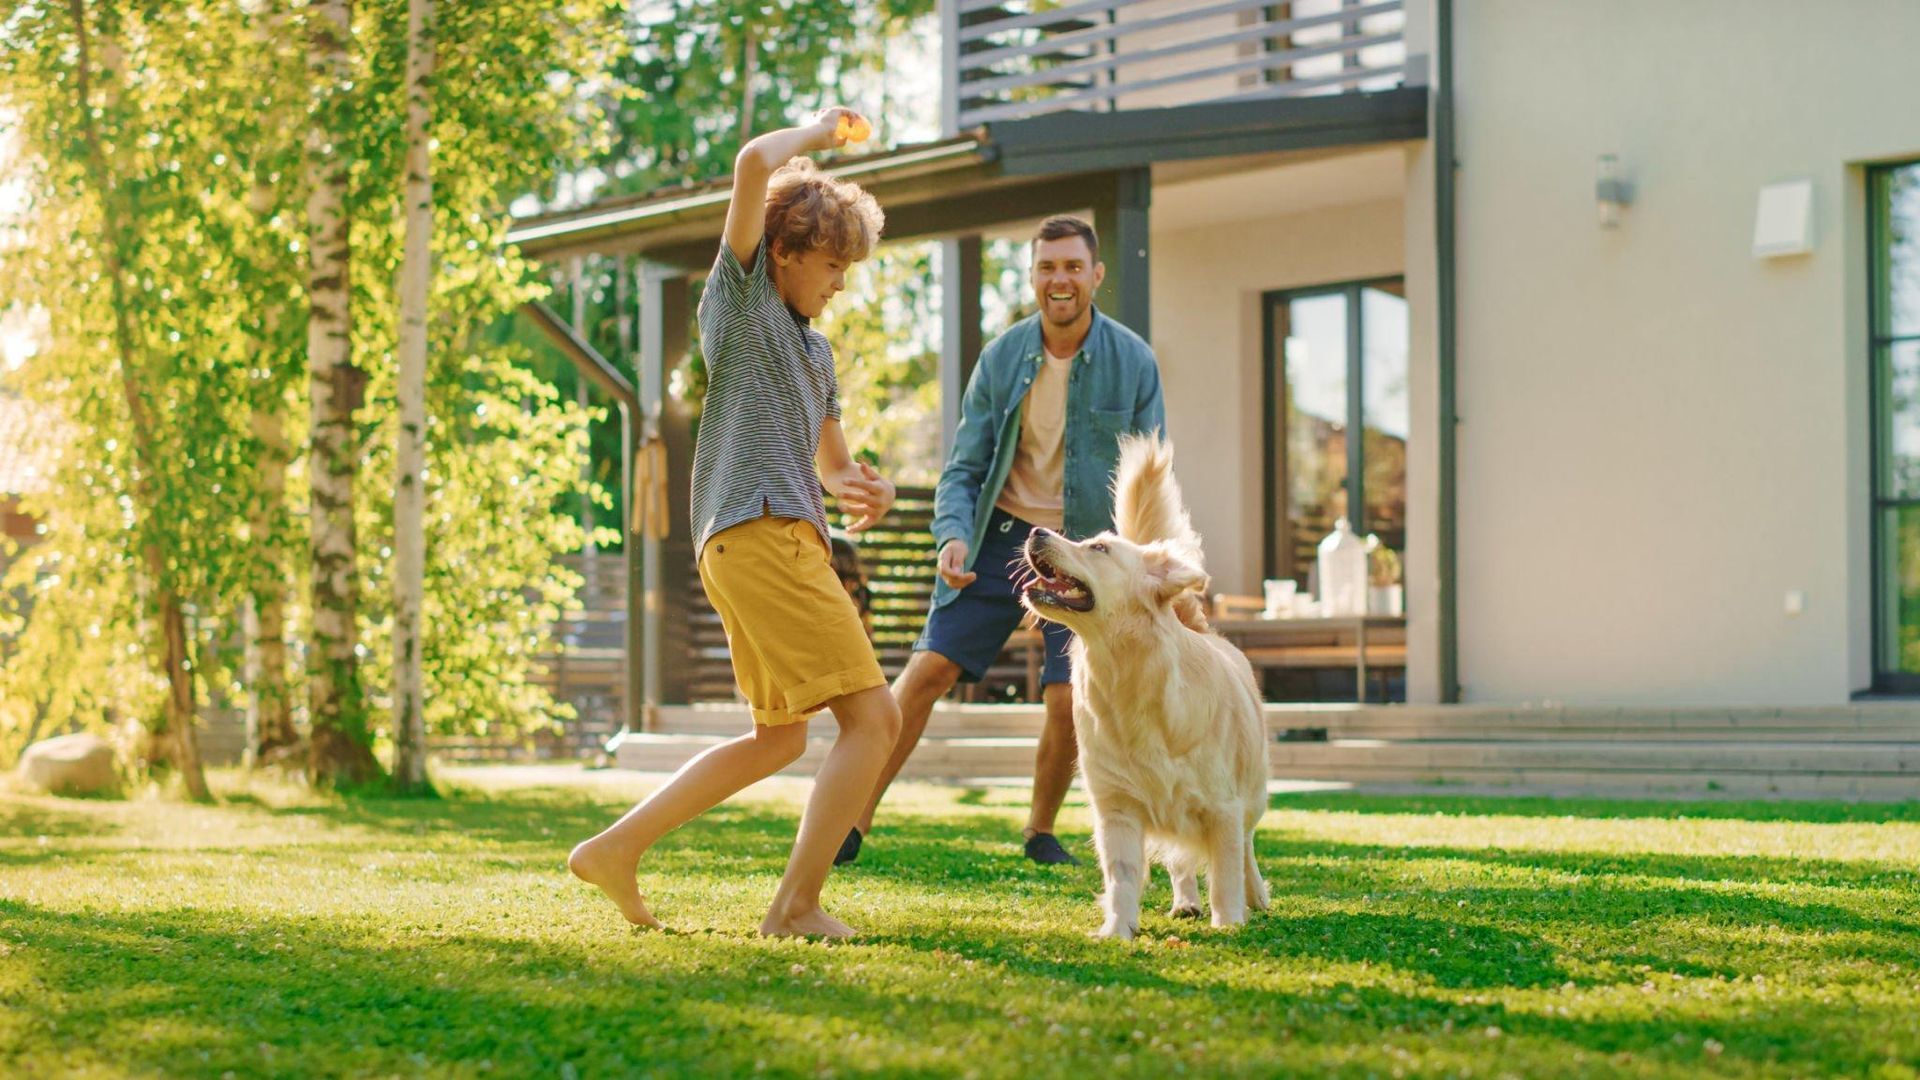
top-left (984, 86), bottom-right (1429, 176)
top-left (505, 86), bottom-right (1429, 268)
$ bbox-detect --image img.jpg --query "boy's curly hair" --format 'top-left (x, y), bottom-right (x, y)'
top-left (765, 157), bottom-right (885, 263)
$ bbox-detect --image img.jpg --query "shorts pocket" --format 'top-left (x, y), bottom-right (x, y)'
top-left (790, 520), bottom-right (823, 563)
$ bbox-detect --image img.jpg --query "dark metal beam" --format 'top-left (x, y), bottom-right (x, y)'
top-left (1436, 0), bottom-right (1460, 703)
top-left (636, 264), bottom-right (689, 730)
top-left (879, 173), bottom-right (1109, 242)
top-left (523, 300), bottom-right (638, 412)
top-left (940, 235), bottom-right (984, 453)
top-left (1093, 168), bottom-right (1150, 340)
top-left (988, 87), bottom-right (1428, 176)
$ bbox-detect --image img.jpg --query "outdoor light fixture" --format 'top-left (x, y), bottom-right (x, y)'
top-left (1596, 154), bottom-right (1632, 228)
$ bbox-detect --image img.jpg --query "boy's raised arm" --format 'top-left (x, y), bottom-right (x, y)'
top-left (723, 107), bottom-right (864, 266)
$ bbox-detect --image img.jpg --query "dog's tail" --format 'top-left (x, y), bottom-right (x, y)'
top-left (1113, 433), bottom-right (1212, 631)
top-left (1113, 432), bottom-right (1200, 555)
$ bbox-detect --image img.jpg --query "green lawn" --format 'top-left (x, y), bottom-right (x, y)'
top-left (4, 767), bottom-right (1920, 1079)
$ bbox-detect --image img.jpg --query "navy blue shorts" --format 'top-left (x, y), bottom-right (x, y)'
top-left (916, 508), bottom-right (1074, 686)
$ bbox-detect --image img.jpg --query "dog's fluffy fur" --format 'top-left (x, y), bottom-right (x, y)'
top-left (1021, 434), bottom-right (1269, 938)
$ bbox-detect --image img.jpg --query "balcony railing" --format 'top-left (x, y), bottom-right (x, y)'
top-left (941, 0), bottom-right (1409, 131)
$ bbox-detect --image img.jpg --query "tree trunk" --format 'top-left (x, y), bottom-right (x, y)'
top-left (305, 0), bottom-right (379, 786)
top-left (244, 2), bottom-right (301, 768)
top-left (738, 28), bottom-right (758, 148)
top-left (247, 394), bottom-right (300, 763)
top-left (66, 0), bottom-right (210, 800)
top-left (391, 0), bottom-right (434, 794)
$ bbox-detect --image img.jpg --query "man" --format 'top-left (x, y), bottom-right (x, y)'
top-left (841, 215), bottom-right (1165, 866)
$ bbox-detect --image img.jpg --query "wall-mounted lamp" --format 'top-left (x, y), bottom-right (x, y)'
top-left (1596, 154), bottom-right (1633, 229)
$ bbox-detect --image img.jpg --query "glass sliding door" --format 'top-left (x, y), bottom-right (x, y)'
top-left (1871, 161), bottom-right (1920, 689)
top-left (1361, 284), bottom-right (1410, 560)
top-left (1263, 278), bottom-right (1408, 589)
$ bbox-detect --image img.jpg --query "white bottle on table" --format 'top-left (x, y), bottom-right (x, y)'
top-left (1317, 518), bottom-right (1368, 617)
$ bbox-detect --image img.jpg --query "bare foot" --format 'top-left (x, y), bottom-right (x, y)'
top-left (567, 839), bottom-right (663, 929)
top-left (759, 905), bottom-right (857, 939)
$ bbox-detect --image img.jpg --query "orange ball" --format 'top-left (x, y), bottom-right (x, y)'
top-left (836, 115), bottom-right (872, 144)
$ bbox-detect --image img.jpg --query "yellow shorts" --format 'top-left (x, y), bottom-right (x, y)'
top-left (697, 515), bottom-right (887, 727)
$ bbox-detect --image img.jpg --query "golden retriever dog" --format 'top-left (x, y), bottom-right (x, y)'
top-left (1020, 434), bottom-right (1269, 939)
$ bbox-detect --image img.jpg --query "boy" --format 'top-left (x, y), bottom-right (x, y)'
top-left (569, 107), bottom-right (902, 938)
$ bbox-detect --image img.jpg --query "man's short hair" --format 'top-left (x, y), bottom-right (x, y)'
top-left (1031, 215), bottom-right (1099, 261)
top-left (765, 157), bottom-right (885, 263)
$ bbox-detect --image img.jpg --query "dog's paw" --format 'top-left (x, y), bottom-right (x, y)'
top-left (1168, 904), bottom-right (1205, 920)
top-left (1209, 910), bottom-right (1248, 929)
top-left (1092, 918), bottom-right (1137, 941)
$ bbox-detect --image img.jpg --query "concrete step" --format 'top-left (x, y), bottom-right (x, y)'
top-left (1263, 770), bottom-right (1920, 801)
top-left (655, 703), bottom-right (1051, 740)
top-left (614, 732), bottom-right (1040, 780)
top-left (619, 703), bottom-right (1920, 801)
top-left (1270, 739), bottom-right (1920, 774)
top-left (656, 702), bottom-right (1920, 744)
top-left (1311, 726), bottom-right (1920, 743)
top-left (617, 731), bottom-right (1920, 797)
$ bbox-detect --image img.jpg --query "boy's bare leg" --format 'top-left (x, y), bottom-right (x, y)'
top-left (762, 684), bottom-right (901, 937)
top-left (1024, 681), bottom-right (1078, 838)
top-left (569, 721), bottom-right (808, 927)
top-left (856, 651), bottom-right (962, 835)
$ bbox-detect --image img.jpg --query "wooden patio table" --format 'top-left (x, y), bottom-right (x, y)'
top-left (1209, 615), bottom-right (1409, 704)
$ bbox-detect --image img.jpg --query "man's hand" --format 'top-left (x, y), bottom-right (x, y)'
top-left (937, 539), bottom-right (977, 590)
top-left (830, 461), bottom-right (894, 533)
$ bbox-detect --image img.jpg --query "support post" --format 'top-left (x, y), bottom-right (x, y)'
top-left (940, 235), bottom-right (983, 453)
top-left (1094, 167), bottom-right (1151, 340)
top-left (637, 262), bottom-right (689, 732)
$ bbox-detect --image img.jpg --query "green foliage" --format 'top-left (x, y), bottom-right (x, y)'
top-left (538, 0), bottom-right (943, 510)
top-left (0, 1), bottom-right (268, 759)
top-left (5, 774), bottom-right (1920, 1077)
top-left (0, 0), bottom-right (630, 764)
top-left (817, 241), bottom-right (942, 486)
top-left (601, 0), bottom-right (929, 197)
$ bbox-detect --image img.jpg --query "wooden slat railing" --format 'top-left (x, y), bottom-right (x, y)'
top-left (945, 0), bottom-right (1407, 129)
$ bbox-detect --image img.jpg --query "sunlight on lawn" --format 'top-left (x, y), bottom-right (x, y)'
top-left (2, 767), bottom-right (1918, 1078)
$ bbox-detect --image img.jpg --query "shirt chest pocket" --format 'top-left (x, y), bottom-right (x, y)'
top-left (1090, 405), bottom-right (1132, 433)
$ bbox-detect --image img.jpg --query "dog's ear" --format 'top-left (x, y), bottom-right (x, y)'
top-left (1143, 542), bottom-right (1209, 603)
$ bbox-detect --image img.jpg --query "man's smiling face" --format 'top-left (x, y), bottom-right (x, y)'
top-left (1031, 235), bottom-right (1105, 329)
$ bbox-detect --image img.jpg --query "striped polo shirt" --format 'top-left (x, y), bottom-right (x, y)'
top-left (691, 238), bottom-right (840, 558)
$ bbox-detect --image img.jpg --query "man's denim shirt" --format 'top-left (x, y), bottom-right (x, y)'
top-left (929, 307), bottom-right (1165, 612)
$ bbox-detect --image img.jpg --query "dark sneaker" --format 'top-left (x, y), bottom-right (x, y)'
top-left (1024, 832), bottom-right (1080, 866)
top-left (834, 827), bottom-right (864, 866)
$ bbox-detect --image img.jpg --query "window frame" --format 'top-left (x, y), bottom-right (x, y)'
top-left (1870, 160), bottom-right (1920, 692)
top-left (1261, 275), bottom-right (1407, 583)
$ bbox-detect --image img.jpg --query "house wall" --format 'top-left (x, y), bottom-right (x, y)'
top-left (1449, 0), bottom-right (1920, 703)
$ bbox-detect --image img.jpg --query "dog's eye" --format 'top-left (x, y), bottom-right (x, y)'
top-left (1089, 542), bottom-right (1108, 553)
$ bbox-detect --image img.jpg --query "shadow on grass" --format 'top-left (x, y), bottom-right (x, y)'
top-left (0, 801), bottom-right (126, 839)
top-left (0, 898), bottom-right (1003, 1077)
top-left (5, 897), bottom-right (1915, 1079)
top-left (1268, 790), bottom-right (1920, 825)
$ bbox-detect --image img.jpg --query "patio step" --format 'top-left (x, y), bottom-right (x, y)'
top-left (653, 702), bottom-right (1920, 744)
top-left (613, 731), bottom-right (1040, 780)
top-left (616, 703), bottom-right (1920, 800)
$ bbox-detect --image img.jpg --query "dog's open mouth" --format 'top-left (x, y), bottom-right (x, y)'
top-left (1023, 547), bottom-right (1096, 613)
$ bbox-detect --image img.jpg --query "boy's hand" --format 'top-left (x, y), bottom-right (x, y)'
top-left (832, 461), bottom-right (894, 533)
top-left (811, 106), bottom-right (871, 150)
top-left (937, 540), bottom-right (977, 590)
